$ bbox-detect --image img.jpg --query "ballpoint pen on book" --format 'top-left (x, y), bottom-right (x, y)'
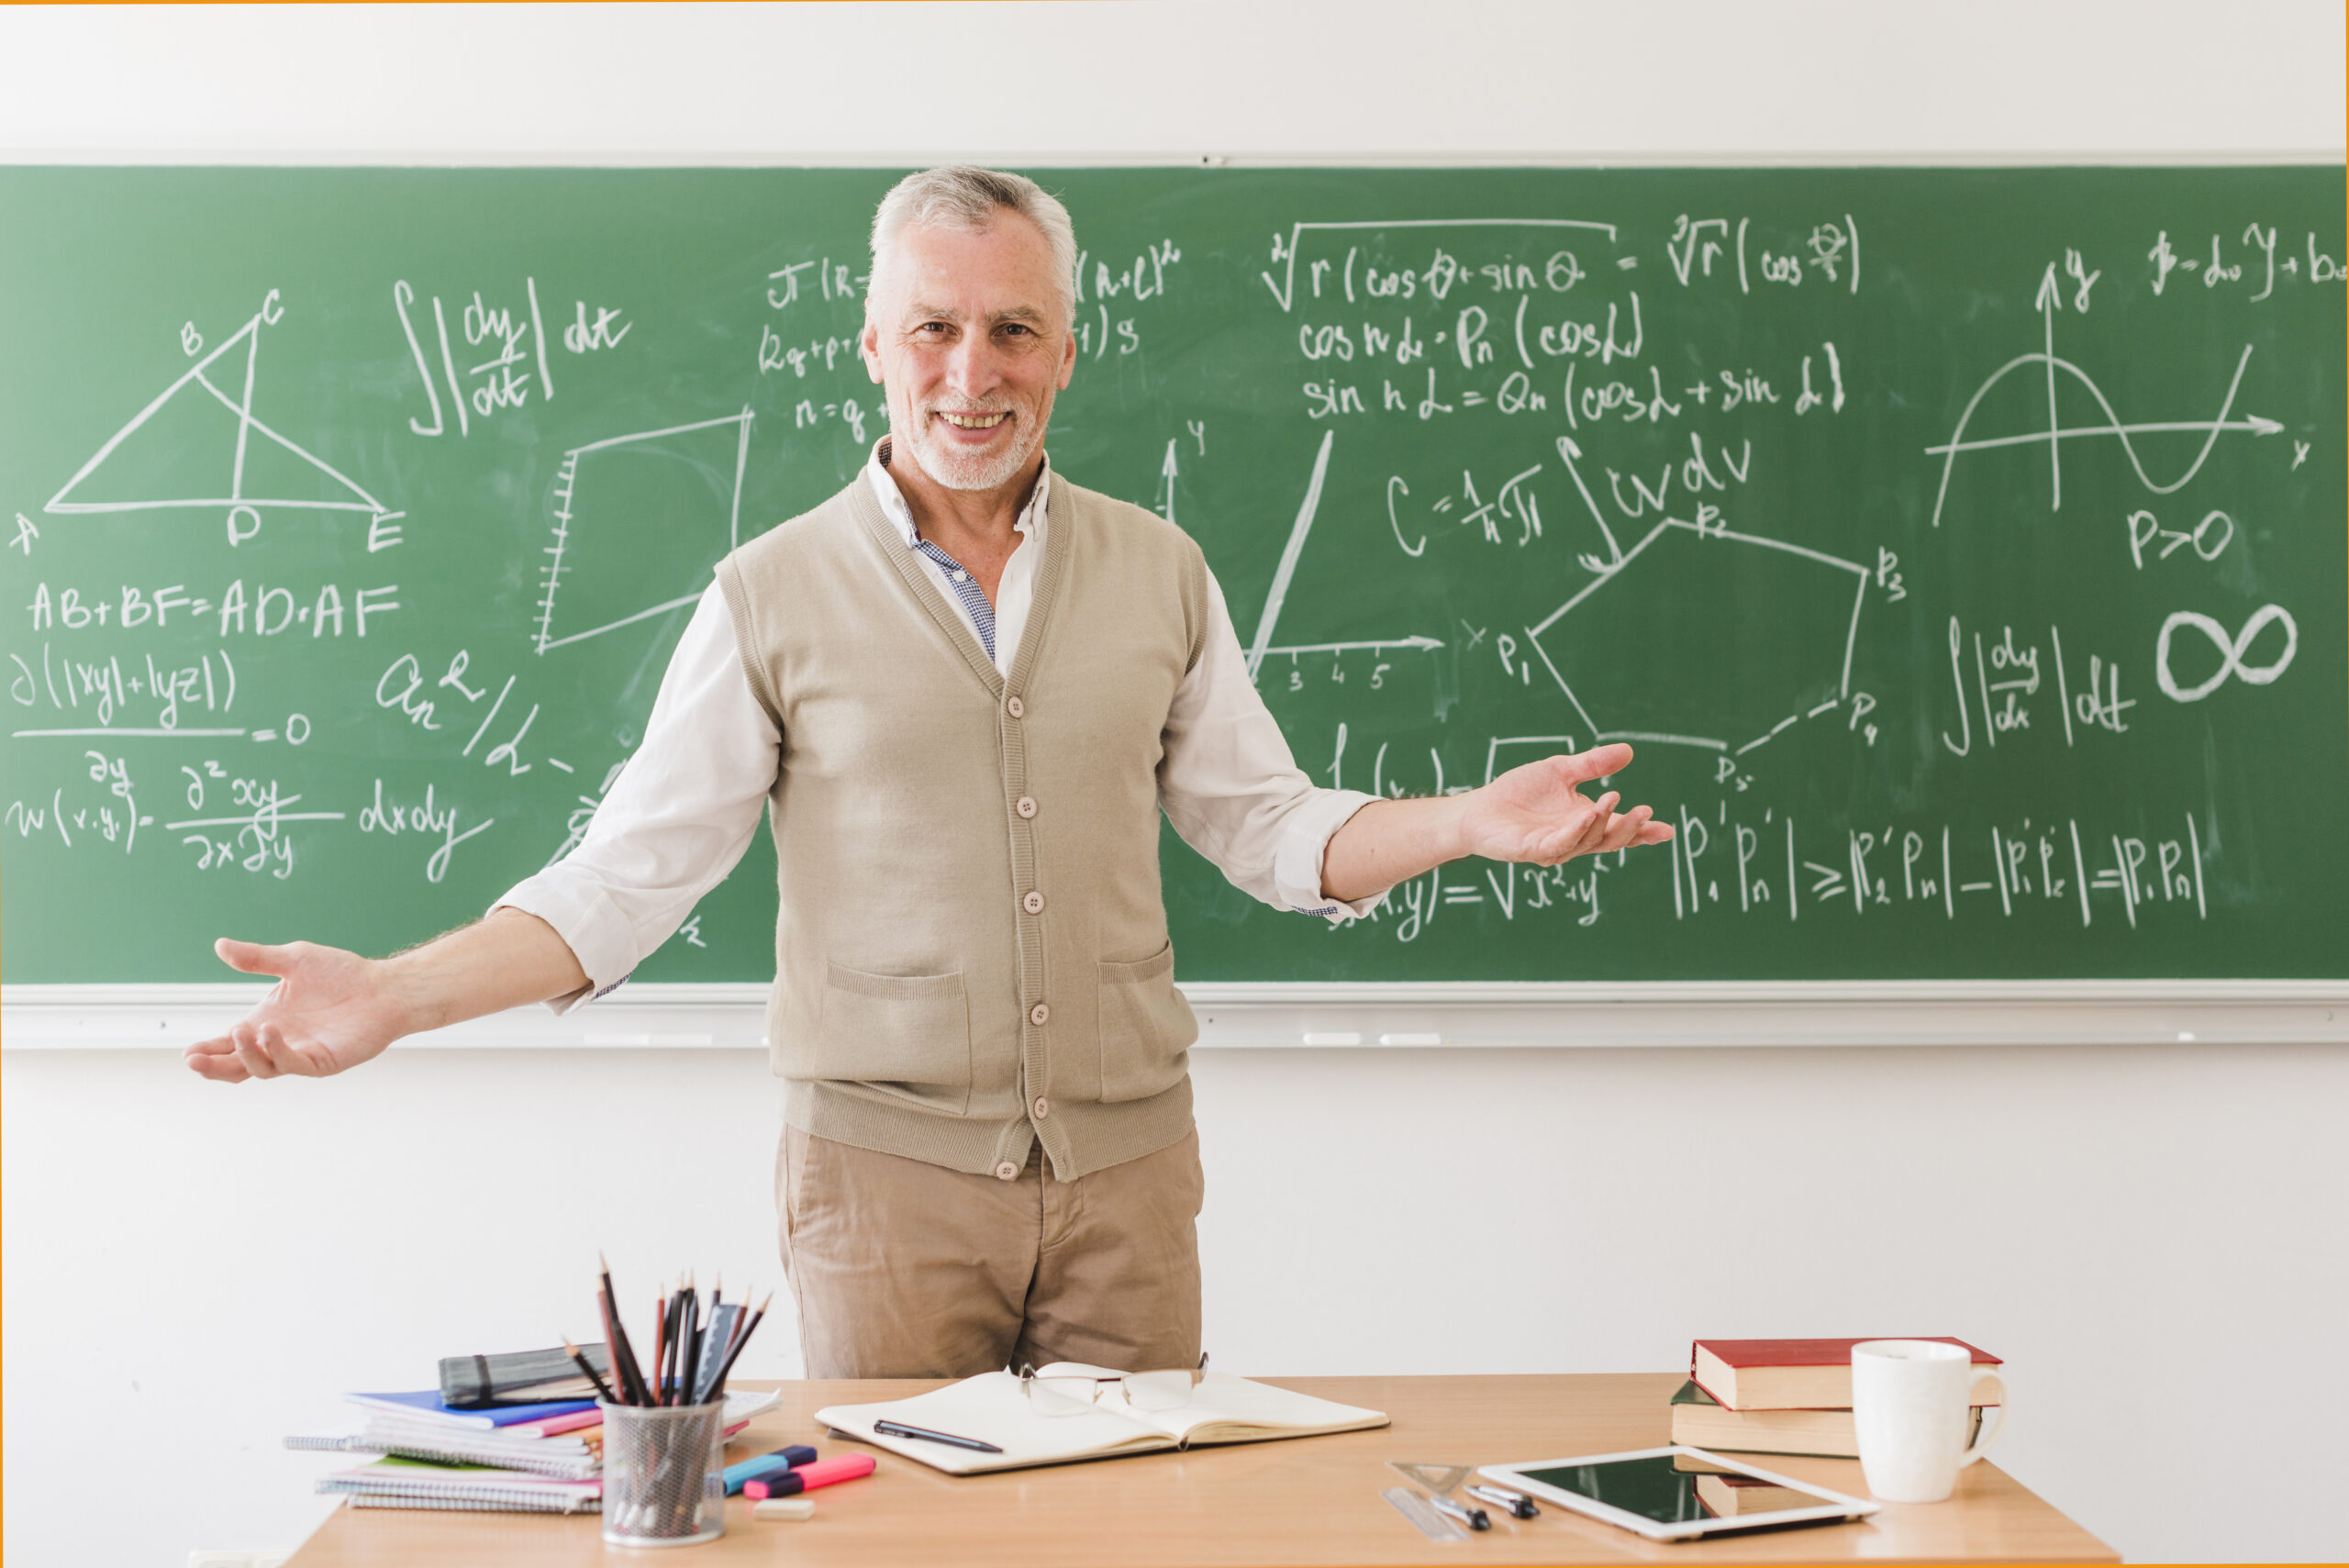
top-left (873, 1420), bottom-right (1003, 1455)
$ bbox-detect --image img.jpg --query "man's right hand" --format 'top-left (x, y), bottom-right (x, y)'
top-left (184, 939), bottom-right (412, 1082)
top-left (185, 908), bottom-right (594, 1084)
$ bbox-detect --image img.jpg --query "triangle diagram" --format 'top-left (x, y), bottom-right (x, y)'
top-left (49, 314), bottom-right (386, 518)
top-left (49, 353), bottom-right (243, 508)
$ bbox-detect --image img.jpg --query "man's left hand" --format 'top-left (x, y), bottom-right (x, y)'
top-left (1319, 742), bottom-right (1674, 904)
top-left (1455, 742), bottom-right (1675, 866)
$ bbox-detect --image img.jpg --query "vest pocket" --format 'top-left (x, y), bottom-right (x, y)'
top-left (812, 962), bottom-right (974, 1115)
top-left (1096, 941), bottom-right (1198, 1102)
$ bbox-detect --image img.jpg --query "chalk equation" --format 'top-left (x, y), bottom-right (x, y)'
top-left (1364, 803), bottom-right (2210, 945)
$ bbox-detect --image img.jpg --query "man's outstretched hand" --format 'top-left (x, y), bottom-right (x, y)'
top-left (1454, 742), bottom-right (1675, 866)
top-left (1319, 741), bottom-right (1674, 903)
top-left (185, 910), bottom-right (591, 1084)
top-left (184, 939), bottom-right (408, 1082)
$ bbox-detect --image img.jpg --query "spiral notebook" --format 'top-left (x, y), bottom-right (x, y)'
top-left (317, 1455), bottom-right (601, 1513)
top-left (346, 1492), bottom-right (594, 1514)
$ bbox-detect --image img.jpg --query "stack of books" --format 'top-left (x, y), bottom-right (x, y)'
top-left (290, 1389), bottom-right (609, 1513)
top-left (1668, 1336), bottom-right (2000, 1458)
top-left (287, 1345), bottom-right (776, 1513)
top-left (317, 1455), bottom-right (604, 1515)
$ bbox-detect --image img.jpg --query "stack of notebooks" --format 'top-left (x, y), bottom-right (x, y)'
top-left (290, 1390), bottom-right (611, 1512)
top-left (317, 1455), bottom-right (604, 1516)
top-left (287, 1345), bottom-right (774, 1513)
top-left (1667, 1336), bottom-right (2000, 1458)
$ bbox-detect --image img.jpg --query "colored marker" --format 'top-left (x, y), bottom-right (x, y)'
top-left (745, 1453), bottom-right (875, 1499)
top-left (720, 1444), bottom-right (819, 1496)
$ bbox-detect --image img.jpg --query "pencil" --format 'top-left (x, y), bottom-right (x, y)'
top-left (660, 1286), bottom-right (685, 1405)
top-left (681, 1278), bottom-right (705, 1408)
top-left (599, 1252), bottom-right (651, 1406)
top-left (653, 1290), bottom-right (670, 1407)
top-left (561, 1336), bottom-right (618, 1406)
top-left (600, 1283), bottom-right (646, 1407)
top-left (674, 1275), bottom-right (693, 1406)
top-left (596, 1284), bottom-right (630, 1406)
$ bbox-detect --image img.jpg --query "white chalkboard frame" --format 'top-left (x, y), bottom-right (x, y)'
top-left (7, 979), bottom-right (2347, 1051)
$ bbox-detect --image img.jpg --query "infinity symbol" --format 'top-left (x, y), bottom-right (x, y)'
top-left (2155, 604), bottom-right (2299, 703)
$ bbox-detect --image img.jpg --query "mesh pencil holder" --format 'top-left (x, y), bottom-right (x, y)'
top-left (599, 1399), bottom-right (727, 1547)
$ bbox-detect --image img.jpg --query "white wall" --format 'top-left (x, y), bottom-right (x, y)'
top-left (4, 4), bottom-right (2343, 1564)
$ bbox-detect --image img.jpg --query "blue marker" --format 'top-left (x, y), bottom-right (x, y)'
top-left (721, 1444), bottom-right (818, 1496)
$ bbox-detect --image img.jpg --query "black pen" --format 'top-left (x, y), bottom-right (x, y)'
top-left (873, 1419), bottom-right (1003, 1454)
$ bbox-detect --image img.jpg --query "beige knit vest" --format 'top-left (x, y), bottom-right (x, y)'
top-left (714, 466), bottom-right (1209, 1180)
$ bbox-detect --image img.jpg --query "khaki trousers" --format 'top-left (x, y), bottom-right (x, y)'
top-left (776, 1125), bottom-right (1206, 1379)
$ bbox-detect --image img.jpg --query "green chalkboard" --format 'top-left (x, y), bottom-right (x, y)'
top-left (2, 166), bottom-right (2342, 984)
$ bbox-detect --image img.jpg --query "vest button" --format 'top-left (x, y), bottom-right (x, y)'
top-left (1029, 1002), bottom-right (1051, 1027)
top-left (1023, 890), bottom-right (1045, 915)
top-left (1031, 1096), bottom-right (1050, 1119)
top-left (1006, 695), bottom-right (1025, 719)
top-left (995, 1161), bottom-right (1019, 1181)
top-left (1016, 795), bottom-right (1038, 818)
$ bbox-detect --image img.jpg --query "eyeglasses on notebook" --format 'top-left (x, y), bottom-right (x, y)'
top-left (1016, 1353), bottom-right (1210, 1416)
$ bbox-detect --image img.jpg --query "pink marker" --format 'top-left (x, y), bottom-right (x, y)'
top-left (509, 1407), bottom-right (603, 1439)
top-left (744, 1453), bottom-right (874, 1499)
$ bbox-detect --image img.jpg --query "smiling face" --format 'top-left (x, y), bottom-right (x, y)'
top-left (861, 212), bottom-right (1077, 495)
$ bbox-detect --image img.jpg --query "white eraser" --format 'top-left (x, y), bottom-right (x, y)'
top-left (752, 1497), bottom-right (816, 1521)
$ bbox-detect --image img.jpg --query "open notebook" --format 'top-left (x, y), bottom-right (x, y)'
top-left (817, 1363), bottom-right (1388, 1475)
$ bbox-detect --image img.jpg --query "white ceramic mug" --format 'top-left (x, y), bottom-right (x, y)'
top-left (1850, 1340), bottom-right (2009, 1503)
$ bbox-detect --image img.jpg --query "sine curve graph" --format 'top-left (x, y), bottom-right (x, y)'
top-left (1926, 265), bottom-right (2284, 528)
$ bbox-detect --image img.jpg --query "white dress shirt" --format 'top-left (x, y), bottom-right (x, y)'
top-left (497, 447), bottom-right (1386, 1008)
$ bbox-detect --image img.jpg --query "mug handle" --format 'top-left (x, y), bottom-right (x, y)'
top-left (1957, 1373), bottom-right (2009, 1467)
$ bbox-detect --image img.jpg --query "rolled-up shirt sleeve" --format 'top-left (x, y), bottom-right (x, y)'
top-left (1157, 570), bottom-right (1389, 921)
top-left (493, 585), bottom-right (779, 1011)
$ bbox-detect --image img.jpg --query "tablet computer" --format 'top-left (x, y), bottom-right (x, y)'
top-left (1480, 1446), bottom-right (1879, 1541)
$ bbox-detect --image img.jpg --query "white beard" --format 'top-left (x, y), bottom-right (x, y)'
top-left (899, 409), bottom-right (1045, 493)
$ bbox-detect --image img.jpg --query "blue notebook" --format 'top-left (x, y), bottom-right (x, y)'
top-left (346, 1390), bottom-right (599, 1429)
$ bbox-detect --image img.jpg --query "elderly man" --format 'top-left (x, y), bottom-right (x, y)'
top-left (186, 167), bottom-right (1673, 1379)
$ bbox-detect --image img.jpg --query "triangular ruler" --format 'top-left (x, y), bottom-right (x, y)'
top-left (1389, 1461), bottom-right (1474, 1497)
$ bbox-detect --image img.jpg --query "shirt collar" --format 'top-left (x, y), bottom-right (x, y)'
top-left (867, 436), bottom-right (1051, 550)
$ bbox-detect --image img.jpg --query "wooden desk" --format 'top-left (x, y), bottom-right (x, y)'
top-left (286, 1373), bottom-right (2116, 1565)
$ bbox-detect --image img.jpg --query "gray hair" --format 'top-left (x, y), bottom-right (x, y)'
top-left (868, 165), bottom-right (1078, 327)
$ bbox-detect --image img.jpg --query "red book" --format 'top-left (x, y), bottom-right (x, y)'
top-left (1691, 1337), bottom-right (2001, 1410)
